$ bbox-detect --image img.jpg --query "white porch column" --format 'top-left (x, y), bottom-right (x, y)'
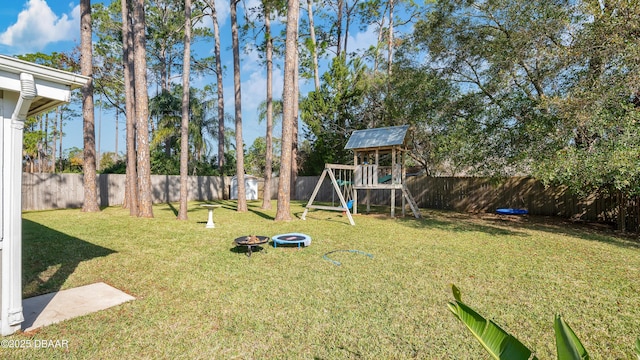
top-left (1, 73), bottom-right (36, 335)
top-left (0, 56), bottom-right (87, 336)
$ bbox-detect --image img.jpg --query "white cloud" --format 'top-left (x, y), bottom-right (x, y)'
top-left (195, 0), bottom-right (230, 30)
top-left (346, 23), bottom-right (379, 55)
top-left (239, 44), bottom-right (285, 110)
top-left (0, 0), bottom-right (80, 52)
top-left (241, 44), bottom-right (264, 73)
top-left (242, 63), bottom-right (284, 111)
top-left (221, 45), bottom-right (285, 146)
top-left (214, 0), bottom-right (230, 25)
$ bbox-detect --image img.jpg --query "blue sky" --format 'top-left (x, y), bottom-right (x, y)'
top-left (0, 0), bottom-right (380, 158)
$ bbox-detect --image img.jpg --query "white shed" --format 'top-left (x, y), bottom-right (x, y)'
top-left (230, 175), bottom-right (259, 200)
top-left (0, 55), bottom-right (88, 335)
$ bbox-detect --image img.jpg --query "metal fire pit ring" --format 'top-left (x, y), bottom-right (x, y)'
top-left (233, 235), bottom-right (269, 257)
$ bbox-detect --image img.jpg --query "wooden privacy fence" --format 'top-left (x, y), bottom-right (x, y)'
top-left (22, 173), bottom-right (636, 231)
top-left (22, 173), bottom-right (232, 211)
top-left (412, 176), bottom-right (639, 231)
top-left (404, 176), bottom-right (616, 219)
top-left (295, 175), bottom-right (635, 230)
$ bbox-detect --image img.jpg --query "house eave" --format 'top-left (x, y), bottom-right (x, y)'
top-left (0, 55), bottom-right (89, 117)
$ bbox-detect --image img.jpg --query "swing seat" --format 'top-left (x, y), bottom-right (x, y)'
top-left (341, 200), bottom-right (354, 215)
top-left (309, 200), bottom-right (353, 212)
top-left (306, 205), bottom-right (348, 211)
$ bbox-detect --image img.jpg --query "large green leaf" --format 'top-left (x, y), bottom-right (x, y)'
top-left (634, 338), bottom-right (639, 359)
top-left (554, 315), bottom-right (589, 360)
top-left (448, 285), bottom-right (535, 360)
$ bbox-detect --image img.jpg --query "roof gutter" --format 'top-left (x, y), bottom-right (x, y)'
top-left (0, 55), bottom-right (88, 90)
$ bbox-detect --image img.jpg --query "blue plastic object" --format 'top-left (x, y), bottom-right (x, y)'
top-left (323, 249), bottom-right (374, 266)
top-left (496, 208), bottom-right (528, 215)
top-left (272, 233), bottom-right (312, 248)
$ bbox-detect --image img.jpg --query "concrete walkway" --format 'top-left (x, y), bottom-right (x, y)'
top-left (22, 282), bottom-right (135, 332)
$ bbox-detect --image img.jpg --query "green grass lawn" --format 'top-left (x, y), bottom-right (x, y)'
top-left (3, 201), bottom-right (639, 358)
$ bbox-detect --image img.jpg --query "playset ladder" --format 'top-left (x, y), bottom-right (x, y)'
top-left (401, 184), bottom-right (422, 218)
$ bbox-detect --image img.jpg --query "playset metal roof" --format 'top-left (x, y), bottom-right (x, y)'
top-left (344, 125), bottom-right (409, 150)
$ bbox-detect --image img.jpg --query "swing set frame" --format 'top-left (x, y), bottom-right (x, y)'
top-left (301, 164), bottom-right (357, 225)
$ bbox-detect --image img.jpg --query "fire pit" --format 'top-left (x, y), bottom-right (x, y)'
top-left (233, 235), bottom-right (269, 257)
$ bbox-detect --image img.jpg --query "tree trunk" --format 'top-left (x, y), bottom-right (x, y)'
top-left (122, 0), bottom-right (138, 216)
top-left (206, 0), bottom-right (225, 175)
top-left (343, 0), bottom-right (361, 59)
top-left (80, 0), bottom-right (100, 212)
top-left (262, 8), bottom-right (273, 210)
top-left (37, 114), bottom-right (42, 173)
top-left (618, 190), bottom-right (626, 232)
top-left (343, 2), bottom-right (350, 55)
top-left (387, 0), bottom-right (394, 77)
top-left (114, 109), bottom-right (118, 156)
top-left (275, 0), bottom-right (299, 221)
top-left (44, 112), bottom-right (49, 172)
top-left (59, 108), bottom-right (64, 172)
top-left (178, 0), bottom-right (191, 220)
top-left (291, 29), bottom-right (299, 200)
top-left (133, 0), bottom-right (154, 218)
top-left (336, 0), bottom-right (343, 57)
top-left (231, 0), bottom-right (247, 212)
top-left (373, 5), bottom-right (386, 73)
top-left (160, 45), bottom-right (169, 92)
top-left (51, 109), bottom-right (57, 172)
top-left (307, 0), bottom-right (320, 91)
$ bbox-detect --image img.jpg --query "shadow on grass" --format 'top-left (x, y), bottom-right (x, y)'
top-left (331, 202), bottom-right (525, 235)
top-left (397, 208), bottom-right (640, 249)
top-left (292, 201), bottom-right (358, 226)
top-left (204, 200), bottom-right (240, 212)
top-left (197, 200), bottom-right (276, 220)
top-left (22, 219), bottom-right (116, 299)
top-left (229, 244), bottom-right (269, 256)
top-left (293, 210), bottom-right (355, 226)
top-left (481, 214), bottom-right (640, 250)
top-left (394, 210), bottom-right (529, 237)
top-left (246, 202), bottom-right (275, 220)
top-left (165, 202), bottom-right (179, 216)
